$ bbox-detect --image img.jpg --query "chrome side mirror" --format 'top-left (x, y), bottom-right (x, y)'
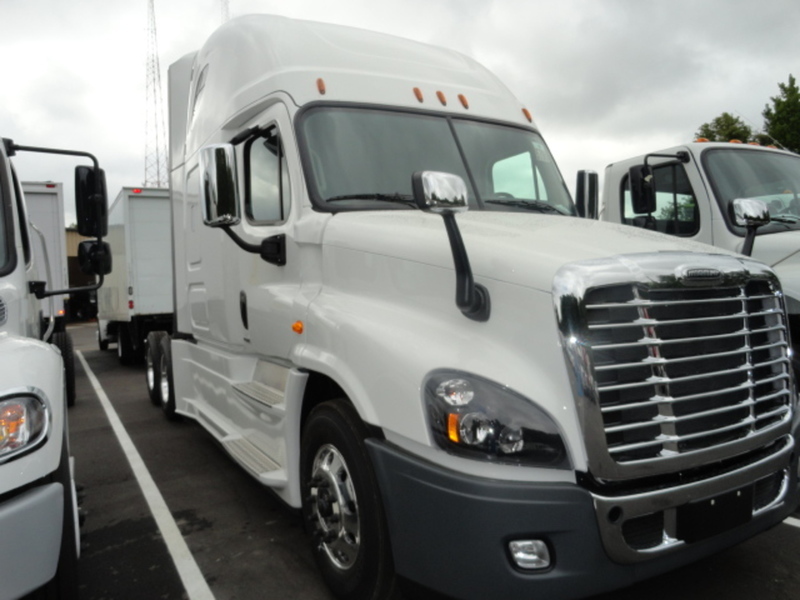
top-left (412, 171), bottom-right (468, 214)
top-left (200, 143), bottom-right (240, 227)
top-left (731, 198), bottom-right (770, 256)
top-left (412, 171), bottom-right (489, 322)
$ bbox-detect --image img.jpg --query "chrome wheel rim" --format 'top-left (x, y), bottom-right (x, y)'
top-left (309, 444), bottom-right (360, 570)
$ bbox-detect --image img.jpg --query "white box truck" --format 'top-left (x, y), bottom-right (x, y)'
top-left (589, 141), bottom-right (800, 375)
top-left (0, 137), bottom-right (109, 598)
top-left (151, 15), bottom-right (800, 600)
top-left (23, 181), bottom-right (69, 327)
top-left (96, 186), bottom-right (173, 365)
top-left (22, 181), bottom-right (77, 406)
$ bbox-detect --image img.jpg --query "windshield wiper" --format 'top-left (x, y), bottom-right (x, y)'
top-left (326, 193), bottom-right (416, 207)
top-left (769, 215), bottom-right (800, 223)
top-left (484, 198), bottom-right (564, 214)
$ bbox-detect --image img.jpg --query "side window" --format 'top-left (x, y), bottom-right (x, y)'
top-left (491, 151), bottom-right (549, 201)
top-left (622, 163), bottom-right (699, 236)
top-left (245, 128), bottom-right (290, 223)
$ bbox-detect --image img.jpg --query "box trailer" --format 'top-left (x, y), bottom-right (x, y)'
top-left (96, 186), bottom-right (173, 364)
top-left (23, 181), bottom-right (69, 329)
top-left (151, 15), bottom-right (800, 600)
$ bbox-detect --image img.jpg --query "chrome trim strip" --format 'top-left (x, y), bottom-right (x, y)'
top-left (591, 435), bottom-right (793, 563)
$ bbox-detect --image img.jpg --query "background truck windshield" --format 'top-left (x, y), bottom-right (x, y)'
top-left (703, 148), bottom-right (800, 232)
top-left (0, 182), bottom-right (7, 270)
top-left (299, 107), bottom-right (574, 215)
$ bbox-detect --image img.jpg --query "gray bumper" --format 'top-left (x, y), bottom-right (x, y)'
top-left (0, 483), bottom-right (64, 599)
top-left (367, 439), bottom-right (800, 600)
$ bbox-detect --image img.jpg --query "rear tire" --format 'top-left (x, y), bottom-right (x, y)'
top-left (158, 335), bottom-right (179, 420)
top-left (117, 324), bottom-right (136, 366)
top-left (51, 332), bottom-right (76, 408)
top-left (301, 400), bottom-right (396, 600)
top-left (145, 331), bottom-right (167, 406)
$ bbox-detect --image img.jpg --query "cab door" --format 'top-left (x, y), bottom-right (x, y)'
top-left (233, 105), bottom-right (305, 363)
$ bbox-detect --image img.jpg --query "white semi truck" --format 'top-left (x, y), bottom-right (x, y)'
top-left (591, 141), bottom-right (800, 374)
top-left (151, 15), bottom-right (800, 600)
top-left (0, 137), bottom-right (109, 597)
top-left (96, 186), bottom-right (173, 366)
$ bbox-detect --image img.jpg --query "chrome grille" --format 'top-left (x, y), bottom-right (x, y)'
top-left (555, 253), bottom-right (794, 481)
top-left (0, 297), bottom-right (6, 326)
top-left (586, 280), bottom-right (790, 462)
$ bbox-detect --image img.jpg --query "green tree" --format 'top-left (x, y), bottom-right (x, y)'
top-left (763, 74), bottom-right (800, 153)
top-left (695, 112), bottom-right (753, 142)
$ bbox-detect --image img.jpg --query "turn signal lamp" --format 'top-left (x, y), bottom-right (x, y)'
top-left (292, 321), bottom-right (304, 334)
top-left (0, 396), bottom-right (48, 459)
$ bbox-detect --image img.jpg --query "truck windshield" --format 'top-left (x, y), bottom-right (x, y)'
top-left (298, 106), bottom-right (575, 215)
top-left (0, 178), bottom-right (7, 271)
top-left (703, 148), bottom-right (800, 233)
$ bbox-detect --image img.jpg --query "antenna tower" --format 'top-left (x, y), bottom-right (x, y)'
top-left (144, 0), bottom-right (168, 187)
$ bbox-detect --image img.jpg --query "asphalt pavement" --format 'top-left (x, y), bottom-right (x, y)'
top-left (66, 321), bottom-right (800, 600)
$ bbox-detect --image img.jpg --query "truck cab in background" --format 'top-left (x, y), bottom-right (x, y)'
top-left (595, 141), bottom-right (800, 371)
top-left (153, 15), bottom-right (800, 600)
top-left (0, 137), bottom-right (109, 598)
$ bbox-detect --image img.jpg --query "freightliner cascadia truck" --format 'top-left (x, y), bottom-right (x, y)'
top-left (148, 15), bottom-right (800, 600)
top-left (0, 137), bottom-right (109, 598)
top-left (590, 141), bottom-right (800, 377)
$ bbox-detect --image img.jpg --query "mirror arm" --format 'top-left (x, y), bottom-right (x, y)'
top-left (33, 276), bottom-right (105, 299)
top-left (742, 227), bottom-right (758, 256)
top-left (441, 212), bottom-right (490, 322)
top-left (220, 224), bottom-right (261, 254)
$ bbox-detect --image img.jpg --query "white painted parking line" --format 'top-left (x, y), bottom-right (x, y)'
top-left (785, 516), bottom-right (800, 529)
top-left (76, 351), bottom-right (216, 600)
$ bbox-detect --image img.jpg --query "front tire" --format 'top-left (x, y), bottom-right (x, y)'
top-left (117, 324), bottom-right (136, 366)
top-left (145, 331), bottom-right (167, 406)
top-left (301, 401), bottom-right (396, 600)
top-left (51, 332), bottom-right (76, 407)
top-left (158, 335), bottom-right (179, 420)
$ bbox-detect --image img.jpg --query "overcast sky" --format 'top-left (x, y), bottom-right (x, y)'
top-left (1, 0), bottom-right (798, 225)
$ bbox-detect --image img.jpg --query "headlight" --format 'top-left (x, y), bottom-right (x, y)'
top-left (0, 395), bottom-right (49, 461)
top-left (423, 370), bottom-right (570, 468)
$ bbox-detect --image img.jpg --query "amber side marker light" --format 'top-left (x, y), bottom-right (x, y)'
top-left (436, 91), bottom-right (447, 106)
top-left (729, 139), bottom-right (743, 144)
top-left (413, 87), bottom-right (424, 103)
top-left (292, 321), bottom-right (304, 334)
top-left (458, 94), bottom-right (469, 109)
top-left (316, 78), bottom-right (326, 95)
top-left (694, 138), bottom-right (710, 143)
top-left (447, 413), bottom-right (460, 443)
top-left (522, 108), bottom-right (532, 123)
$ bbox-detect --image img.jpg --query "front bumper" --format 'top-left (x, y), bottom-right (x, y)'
top-left (367, 439), bottom-right (800, 600)
top-left (0, 483), bottom-right (64, 599)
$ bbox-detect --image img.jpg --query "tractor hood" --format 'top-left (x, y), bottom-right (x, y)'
top-left (321, 211), bottom-right (739, 293)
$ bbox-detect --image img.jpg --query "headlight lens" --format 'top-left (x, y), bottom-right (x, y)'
top-left (0, 395), bottom-right (48, 460)
top-left (424, 370), bottom-right (570, 468)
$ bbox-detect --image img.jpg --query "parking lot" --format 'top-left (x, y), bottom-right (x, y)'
top-left (67, 321), bottom-right (800, 600)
